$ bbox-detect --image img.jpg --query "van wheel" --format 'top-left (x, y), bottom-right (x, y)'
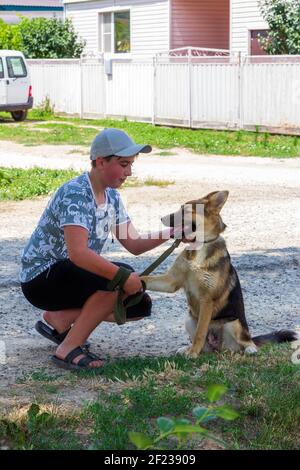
top-left (11, 110), bottom-right (28, 122)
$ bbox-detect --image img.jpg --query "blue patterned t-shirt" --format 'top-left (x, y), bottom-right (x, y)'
top-left (20, 172), bottom-right (130, 283)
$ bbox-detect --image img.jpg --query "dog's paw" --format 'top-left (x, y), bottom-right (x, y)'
top-left (188, 350), bottom-right (200, 359)
top-left (177, 346), bottom-right (199, 358)
top-left (245, 345), bottom-right (258, 355)
top-left (176, 346), bottom-right (190, 356)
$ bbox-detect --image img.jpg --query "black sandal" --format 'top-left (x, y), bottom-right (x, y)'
top-left (50, 346), bottom-right (105, 371)
top-left (35, 321), bottom-right (90, 349)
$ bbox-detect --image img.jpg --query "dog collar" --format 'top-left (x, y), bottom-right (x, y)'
top-left (203, 236), bottom-right (219, 244)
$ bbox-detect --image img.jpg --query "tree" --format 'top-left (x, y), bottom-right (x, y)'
top-left (259, 0), bottom-right (300, 54)
top-left (18, 17), bottom-right (85, 59)
top-left (0, 19), bottom-right (23, 50)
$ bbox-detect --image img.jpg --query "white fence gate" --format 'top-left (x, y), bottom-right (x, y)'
top-left (27, 54), bottom-right (300, 135)
top-left (29, 59), bottom-right (81, 115)
top-left (81, 55), bottom-right (105, 118)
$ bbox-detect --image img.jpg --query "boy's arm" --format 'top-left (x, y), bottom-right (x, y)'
top-left (63, 225), bottom-right (142, 294)
top-left (113, 221), bottom-right (174, 256)
top-left (64, 225), bottom-right (120, 279)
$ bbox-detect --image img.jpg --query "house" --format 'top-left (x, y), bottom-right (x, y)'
top-left (231, 0), bottom-right (268, 55)
top-left (0, 0), bottom-right (64, 24)
top-left (63, 0), bottom-right (268, 57)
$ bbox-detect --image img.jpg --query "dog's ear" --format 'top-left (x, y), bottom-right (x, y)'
top-left (205, 191), bottom-right (229, 213)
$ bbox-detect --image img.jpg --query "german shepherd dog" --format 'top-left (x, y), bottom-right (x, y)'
top-left (141, 191), bottom-right (297, 357)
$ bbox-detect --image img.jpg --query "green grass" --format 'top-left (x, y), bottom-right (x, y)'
top-left (85, 347), bottom-right (300, 450)
top-left (0, 111), bottom-right (300, 157)
top-left (0, 167), bottom-right (174, 201)
top-left (2, 344), bottom-right (299, 450)
top-left (86, 381), bottom-right (197, 450)
top-left (0, 167), bottom-right (79, 201)
top-left (16, 368), bottom-right (62, 384)
top-left (0, 405), bottom-right (82, 450)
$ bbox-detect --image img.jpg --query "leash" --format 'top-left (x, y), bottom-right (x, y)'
top-left (108, 239), bottom-right (181, 325)
top-left (140, 238), bottom-right (181, 276)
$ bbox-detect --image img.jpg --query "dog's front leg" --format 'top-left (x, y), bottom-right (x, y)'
top-left (186, 300), bottom-right (214, 358)
top-left (141, 269), bottom-right (183, 293)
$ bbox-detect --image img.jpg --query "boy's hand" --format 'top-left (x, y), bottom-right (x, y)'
top-left (123, 272), bottom-right (143, 295)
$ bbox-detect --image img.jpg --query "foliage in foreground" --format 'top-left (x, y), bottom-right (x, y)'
top-left (129, 384), bottom-right (239, 450)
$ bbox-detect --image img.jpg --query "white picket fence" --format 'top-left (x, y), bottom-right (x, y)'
top-left (27, 54), bottom-right (300, 135)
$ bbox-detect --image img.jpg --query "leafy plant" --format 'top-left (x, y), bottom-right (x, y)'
top-left (0, 169), bottom-right (12, 186)
top-left (254, 125), bottom-right (260, 143)
top-left (0, 404), bottom-right (54, 449)
top-left (129, 384), bottom-right (239, 450)
top-left (34, 96), bottom-right (55, 118)
top-left (259, 0), bottom-right (300, 54)
top-left (0, 16), bottom-right (85, 59)
top-left (0, 18), bottom-right (23, 50)
top-left (263, 132), bottom-right (269, 147)
top-left (26, 404), bottom-right (54, 435)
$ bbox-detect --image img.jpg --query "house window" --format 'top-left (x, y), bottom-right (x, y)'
top-left (250, 30), bottom-right (269, 55)
top-left (99, 11), bottom-right (130, 54)
top-left (103, 12), bottom-right (112, 53)
top-left (6, 57), bottom-right (27, 78)
top-left (114, 11), bottom-right (130, 53)
top-left (0, 59), bottom-right (4, 79)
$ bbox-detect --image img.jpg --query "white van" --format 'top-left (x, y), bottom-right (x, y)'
top-left (0, 50), bottom-right (33, 121)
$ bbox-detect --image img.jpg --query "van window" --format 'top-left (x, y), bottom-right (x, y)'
top-left (6, 57), bottom-right (27, 78)
top-left (0, 59), bottom-right (4, 79)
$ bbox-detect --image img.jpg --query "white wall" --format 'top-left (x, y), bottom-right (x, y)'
top-left (64, 0), bottom-right (169, 55)
top-left (0, 11), bottom-right (63, 24)
top-left (230, 0), bottom-right (268, 54)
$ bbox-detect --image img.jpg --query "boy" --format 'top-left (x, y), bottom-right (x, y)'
top-left (20, 128), bottom-right (181, 370)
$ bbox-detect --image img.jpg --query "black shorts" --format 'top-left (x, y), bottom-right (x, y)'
top-left (21, 260), bottom-right (152, 319)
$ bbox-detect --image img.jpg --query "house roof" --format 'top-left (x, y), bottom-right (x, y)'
top-left (0, 1), bottom-right (63, 7)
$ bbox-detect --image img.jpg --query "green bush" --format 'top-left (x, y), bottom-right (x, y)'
top-left (0, 17), bottom-right (85, 59)
top-left (259, 0), bottom-right (300, 54)
top-left (19, 17), bottom-right (85, 59)
top-left (0, 18), bottom-right (23, 50)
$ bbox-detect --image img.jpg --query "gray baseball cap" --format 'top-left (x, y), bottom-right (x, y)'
top-left (90, 128), bottom-right (152, 160)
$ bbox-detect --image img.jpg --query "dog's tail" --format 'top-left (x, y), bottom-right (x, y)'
top-left (252, 329), bottom-right (298, 347)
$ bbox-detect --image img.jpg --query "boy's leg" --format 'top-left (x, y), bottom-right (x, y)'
top-left (43, 309), bottom-right (82, 333)
top-left (44, 307), bottom-right (143, 332)
top-left (55, 290), bottom-right (119, 368)
top-left (54, 290), bottom-right (148, 368)
top-left (44, 289), bottom-right (148, 332)
top-left (40, 261), bottom-right (147, 337)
